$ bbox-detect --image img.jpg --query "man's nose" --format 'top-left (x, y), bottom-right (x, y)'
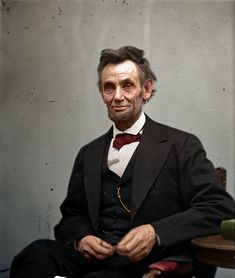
top-left (113, 86), bottom-right (124, 101)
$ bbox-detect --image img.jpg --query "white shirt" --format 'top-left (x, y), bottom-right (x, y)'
top-left (107, 112), bottom-right (146, 177)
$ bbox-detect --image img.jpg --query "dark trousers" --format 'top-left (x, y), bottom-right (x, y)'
top-left (10, 239), bottom-right (151, 278)
top-left (10, 239), bottom-right (216, 278)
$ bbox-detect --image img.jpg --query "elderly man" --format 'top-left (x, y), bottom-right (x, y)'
top-left (10, 46), bottom-right (234, 278)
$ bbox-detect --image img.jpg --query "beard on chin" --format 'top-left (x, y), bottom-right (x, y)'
top-left (107, 109), bottom-right (131, 123)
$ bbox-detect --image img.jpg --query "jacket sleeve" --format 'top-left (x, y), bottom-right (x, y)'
top-left (54, 146), bottom-right (94, 244)
top-left (153, 134), bottom-right (235, 248)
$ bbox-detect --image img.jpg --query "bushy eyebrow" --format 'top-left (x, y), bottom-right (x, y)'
top-left (103, 81), bottom-right (115, 87)
top-left (103, 78), bottom-right (135, 86)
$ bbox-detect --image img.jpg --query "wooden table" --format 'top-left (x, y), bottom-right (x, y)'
top-left (191, 234), bottom-right (235, 269)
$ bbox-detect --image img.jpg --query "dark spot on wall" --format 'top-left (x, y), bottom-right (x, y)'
top-left (58, 6), bottom-right (62, 15)
top-left (24, 26), bottom-right (30, 30)
top-left (49, 100), bottom-right (56, 103)
top-left (1, 0), bottom-right (18, 12)
top-left (50, 187), bottom-right (54, 191)
top-left (1, 0), bottom-right (9, 11)
top-left (222, 88), bottom-right (226, 92)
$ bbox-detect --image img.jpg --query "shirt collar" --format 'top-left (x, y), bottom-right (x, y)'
top-left (113, 112), bottom-right (146, 137)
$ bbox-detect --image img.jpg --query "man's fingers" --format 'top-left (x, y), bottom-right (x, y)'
top-left (117, 228), bottom-right (146, 253)
top-left (116, 225), bottom-right (156, 260)
top-left (122, 241), bottom-right (151, 261)
top-left (100, 240), bottom-right (113, 249)
top-left (83, 250), bottom-right (94, 260)
top-left (78, 235), bottom-right (114, 260)
top-left (116, 230), bottom-right (139, 253)
top-left (91, 241), bottom-right (114, 256)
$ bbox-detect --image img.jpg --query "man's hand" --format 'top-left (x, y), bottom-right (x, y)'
top-left (77, 235), bottom-right (114, 260)
top-left (116, 224), bottom-right (156, 262)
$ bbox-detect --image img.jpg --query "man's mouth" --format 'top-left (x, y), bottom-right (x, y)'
top-left (111, 106), bottom-right (128, 111)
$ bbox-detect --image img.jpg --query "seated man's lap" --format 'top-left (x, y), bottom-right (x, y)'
top-left (10, 239), bottom-right (148, 278)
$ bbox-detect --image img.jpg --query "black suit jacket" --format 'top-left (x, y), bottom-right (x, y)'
top-left (54, 115), bottom-right (234, 255)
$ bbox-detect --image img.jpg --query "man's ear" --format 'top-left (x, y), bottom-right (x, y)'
top-left (143, 80), bottom-right (153, 101)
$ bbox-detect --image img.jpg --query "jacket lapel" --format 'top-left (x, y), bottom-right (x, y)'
top-left (83, 117), bottom-right (172, 225)
top-left (84, 129), bottom-right (112, 231)
top-left (131, 117), bottom-right (172, 220)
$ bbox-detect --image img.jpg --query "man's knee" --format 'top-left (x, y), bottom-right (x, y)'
top-left (12, 239), bottom-right (57, 264)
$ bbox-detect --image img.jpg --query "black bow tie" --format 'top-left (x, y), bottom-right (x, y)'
top-left (113, 133), bottom-right (141, 150)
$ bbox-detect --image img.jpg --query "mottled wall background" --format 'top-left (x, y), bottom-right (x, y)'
top-left (0, 0), bottom-right (234, 277)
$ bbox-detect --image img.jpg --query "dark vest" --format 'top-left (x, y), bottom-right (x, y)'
top-left (99, 148), bottom-right (137, 245)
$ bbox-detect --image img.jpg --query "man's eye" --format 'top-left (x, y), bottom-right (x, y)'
top-left (122, 83), bottom-right (134, 92)
top-left (104, 85), bottom-right (114, 94)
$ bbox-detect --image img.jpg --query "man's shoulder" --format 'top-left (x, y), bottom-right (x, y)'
top-left (157, 122), bottom-right (193, 138)
top-left (146, 118), bottom-right (204, 154)
top-left (146, 116), bottom-right (195, 139)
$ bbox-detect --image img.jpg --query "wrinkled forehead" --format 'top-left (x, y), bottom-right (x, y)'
top-left (101, 60), bottom-right (140, 83)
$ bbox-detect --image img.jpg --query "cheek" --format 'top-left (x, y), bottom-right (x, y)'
top-left (133, 92), bottom-right (144, 106)
top-left (101, 94), bottom-right (112, 104)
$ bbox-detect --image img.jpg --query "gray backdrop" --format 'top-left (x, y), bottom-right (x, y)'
top-left (0, 0), bottom-right (234, 277)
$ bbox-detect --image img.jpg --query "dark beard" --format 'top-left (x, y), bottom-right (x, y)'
top-left (107, 109), bottom-right (132, 123)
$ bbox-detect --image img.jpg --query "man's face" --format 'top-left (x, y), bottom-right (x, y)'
top-left (100, 60), bottom-right (152, 130)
